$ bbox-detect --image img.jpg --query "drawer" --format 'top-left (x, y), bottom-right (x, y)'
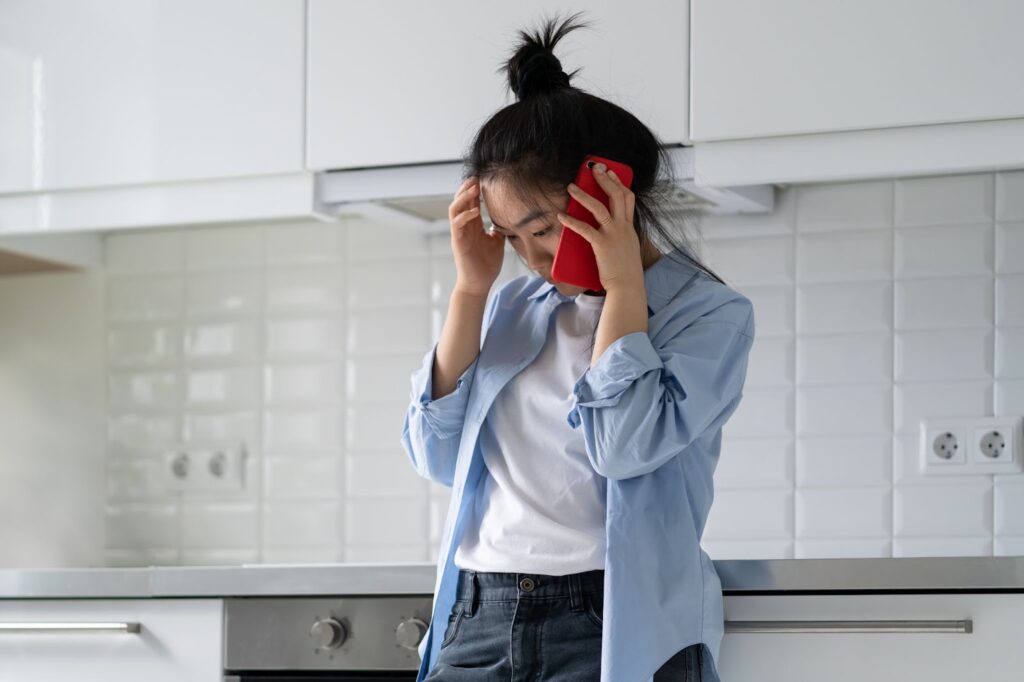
top-left (0, 598), bottom-right (222, 682)
top-left (718, 592), bottom-right (1023, 681)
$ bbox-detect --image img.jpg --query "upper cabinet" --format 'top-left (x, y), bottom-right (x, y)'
top-left (306, 0), bottom-right (690, 171)
top-left (691, 0), bottom-right (1024, 141)
top-left (0, 0), bottom-right (305, 194)
top-left (689, 0), bottom-right (1024, 185)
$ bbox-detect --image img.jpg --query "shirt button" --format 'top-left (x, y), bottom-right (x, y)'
top-left (519, 577), bottom-right (536, 592)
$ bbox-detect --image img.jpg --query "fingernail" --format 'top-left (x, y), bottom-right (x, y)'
top-left (594, 163), bottom-right (607, 173)
top-left (608, 170), bottom-right (618, 180)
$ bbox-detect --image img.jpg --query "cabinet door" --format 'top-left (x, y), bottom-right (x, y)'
top-left (307, 0), bottom-right (689, 170)
top-left (0, 0), bottom-right (304, 194)
top-left (0, 598), bottom-right (222, 682)
top-left (690, 0), bottom-right (1024, 142)
top-left (717, 592), bottom-right (1023, 681)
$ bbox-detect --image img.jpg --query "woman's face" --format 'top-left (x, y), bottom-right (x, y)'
top-left (479, 178), bottom-right (592, 297)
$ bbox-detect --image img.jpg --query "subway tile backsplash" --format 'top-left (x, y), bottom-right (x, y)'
top-left (102, 170), bottom-right (1024, 566)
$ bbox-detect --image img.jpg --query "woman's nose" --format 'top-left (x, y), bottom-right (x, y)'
top-left (524, 246), bottom-right (552, 271)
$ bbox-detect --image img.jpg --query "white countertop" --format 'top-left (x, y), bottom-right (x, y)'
top-left (1, 557), bottom-right (1023, 599)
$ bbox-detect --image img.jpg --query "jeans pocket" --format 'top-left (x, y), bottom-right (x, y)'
top-left (440, 604), bottom-right (465, 649)
top-left (582, 591), bottom-right (604, 629)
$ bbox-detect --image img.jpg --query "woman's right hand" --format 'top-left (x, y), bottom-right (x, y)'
top-left (449, 176), bottom-right (505, 297)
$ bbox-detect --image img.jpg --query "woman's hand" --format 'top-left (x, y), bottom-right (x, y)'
top-left (556, 163), bottom-right (644, 293)
top-left (449, 176), bottom-right (505, 297)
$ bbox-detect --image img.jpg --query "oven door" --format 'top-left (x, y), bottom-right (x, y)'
top-left (224, 596), bottom-right (430, 682)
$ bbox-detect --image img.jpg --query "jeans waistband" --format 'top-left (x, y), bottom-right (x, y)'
top-left (454, 568), bottom-right (604, 616)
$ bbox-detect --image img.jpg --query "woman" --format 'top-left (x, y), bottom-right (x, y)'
top-left (401, 11), bottom-right (755, 682)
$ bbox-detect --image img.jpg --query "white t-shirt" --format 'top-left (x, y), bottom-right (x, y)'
top-left (453, 290), bottom-right (608, 575)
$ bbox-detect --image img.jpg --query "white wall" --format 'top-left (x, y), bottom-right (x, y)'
top-left (699, 170), bottom-right (1024, 559)
top-left (0, 270), bottom-right (106, 567)
top-left (8, 168), bottom-right (1024, 567)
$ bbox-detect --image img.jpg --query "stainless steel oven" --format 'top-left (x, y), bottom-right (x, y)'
top-left (223, 595), bottom-right (432, 681)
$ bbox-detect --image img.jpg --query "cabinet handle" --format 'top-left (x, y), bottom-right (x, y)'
top-left (0, 622), bottom-right (142, 634)
top-left (725, 619), bottom-right (972, 634)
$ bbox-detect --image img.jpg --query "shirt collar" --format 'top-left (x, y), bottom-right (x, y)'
top-left (526, 245), bottom-right (701, 314)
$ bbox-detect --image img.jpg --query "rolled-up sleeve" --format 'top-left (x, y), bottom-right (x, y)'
top-left (567, 302), bottom-right (754, 481)
top-left (409, 342), bottom-right (481, 439)
top-left (400, 286), bottom-right (501, 487)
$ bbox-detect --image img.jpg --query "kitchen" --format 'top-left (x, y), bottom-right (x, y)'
top-left (1, 1), bottom-right (1023, 680)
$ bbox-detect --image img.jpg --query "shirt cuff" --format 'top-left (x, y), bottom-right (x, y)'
top-left (410, 341), bottom-right (480, 439)
top-left (567, 331), bottom-right (663, 428)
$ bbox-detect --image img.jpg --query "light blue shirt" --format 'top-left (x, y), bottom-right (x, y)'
top-left (401, 246), bottom-right (755, 682)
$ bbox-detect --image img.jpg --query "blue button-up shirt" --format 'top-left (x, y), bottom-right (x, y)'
top-left (401, 246), bottom-right (755, 682)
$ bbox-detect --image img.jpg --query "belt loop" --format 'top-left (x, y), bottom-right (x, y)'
top-left (466, 571), bottom-right (478, 617)
top-left (568, 572), bottom-right (583, 612)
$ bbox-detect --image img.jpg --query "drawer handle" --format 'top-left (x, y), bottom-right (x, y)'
top-left (725, 619), bottom-right (972, 634)
top-left (0, 622), bottom-right (142, 634)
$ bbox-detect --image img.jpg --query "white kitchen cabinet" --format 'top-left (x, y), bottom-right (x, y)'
top-left (307, 0), bottom-right (690, 170)
top-left (687, 0), bottom-right (1024, 186)
top-left (0, 598), bottom-right (222, 682)
top-left (717, 592), bottom-right (1024, 681)
top-left (0, 0), bottom-right (305, 194)
top-left (690, 0), bottom-right (1024, 142)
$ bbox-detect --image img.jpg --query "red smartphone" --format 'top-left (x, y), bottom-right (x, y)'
top-left (550, 154), bottom-right (634, 292)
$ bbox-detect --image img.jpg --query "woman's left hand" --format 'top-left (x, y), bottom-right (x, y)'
top-left (557, 162), bottom-right (644, 293)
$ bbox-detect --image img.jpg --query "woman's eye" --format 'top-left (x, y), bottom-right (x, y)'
top-left (504, 225), bottom-right (555, 242)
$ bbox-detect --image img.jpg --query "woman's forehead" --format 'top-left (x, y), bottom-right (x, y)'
top-left (481, 178), bottom-right (564, 220)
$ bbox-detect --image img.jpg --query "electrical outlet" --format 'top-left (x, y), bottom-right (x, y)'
top-left (920, 423), bottom-right (966, 474)
top-left (920, 417), bottom-right (1023, 476)
top-left (163, 444), bottom-right (247, 492)
top-left (968, 418), bottom-right (1022, 473)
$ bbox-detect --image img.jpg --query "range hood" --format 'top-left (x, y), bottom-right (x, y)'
top-left (313, 147), bottom-right (774, 233)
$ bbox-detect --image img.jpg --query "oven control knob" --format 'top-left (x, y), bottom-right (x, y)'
top-left (395, 617), bottom-right (429, 649)
top-left (310, 617), bottom-right (347, 650)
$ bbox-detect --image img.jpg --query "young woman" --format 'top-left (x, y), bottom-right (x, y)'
top-left (401, 11), bottom-right (755, 682)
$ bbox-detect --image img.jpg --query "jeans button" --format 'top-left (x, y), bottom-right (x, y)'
top-left (519, 577), bottom-right (535, 592)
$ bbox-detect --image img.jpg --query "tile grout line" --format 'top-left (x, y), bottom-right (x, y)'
top-left (792, 187), bottom-right (799, 558)
top-left (338, 222), bottom-right (347, 562)
top-left (890, 178), bottom-right (898, 557)
top-left (991, 172), bottom-right (998, 555)
top-left (177, 236), bottom-right (186, 565)
top-left (256, 224), bottom-right (268, 564)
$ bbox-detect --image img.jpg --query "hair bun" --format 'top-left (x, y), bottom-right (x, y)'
top-left (504, 12), bottom-right (589, 102)
top-left (513, 51), bottom-right (570, 100)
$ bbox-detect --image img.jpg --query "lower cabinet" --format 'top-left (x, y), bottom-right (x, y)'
top-left (718, 592), bottom-right (1023, 681)
top-left (0, 598), bottom-right (223, 681)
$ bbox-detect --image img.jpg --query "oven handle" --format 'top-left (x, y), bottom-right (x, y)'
top-left (724, 618), bottom-right (972, 634)
top-left (0, 621), bottom-right (141, 634)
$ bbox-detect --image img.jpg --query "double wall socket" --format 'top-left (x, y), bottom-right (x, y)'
top-left (919, 416), bottom-right (1023, 476)
top-left (164, 444), bottom-right (247, 492)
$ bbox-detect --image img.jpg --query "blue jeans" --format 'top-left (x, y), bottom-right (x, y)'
top-left (424, 568), bottom-right (704, 681)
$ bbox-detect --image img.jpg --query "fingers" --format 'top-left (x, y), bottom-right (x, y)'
top-left (567, 181), bottom-right (613, 227)
top-left (451, 205), bottom-right (480, 231)
top-left (556, 211), bottom-right (597, 243)
top-left (589, 165), bottom-right (631, 224)
top-left (449, 177), bottom-right (480, 220)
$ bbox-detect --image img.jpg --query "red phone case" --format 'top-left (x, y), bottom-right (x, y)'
top-left (550, 154), bottom-right (634, 291)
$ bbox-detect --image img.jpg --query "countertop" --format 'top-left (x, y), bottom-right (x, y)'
top-left (2, 556), bottom-right (1024, 599)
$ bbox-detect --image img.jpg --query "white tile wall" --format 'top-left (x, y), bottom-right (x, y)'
top-left (102, 170), bottom-right (1024, 566)
top-left (702, 170), bottom-right (1024, 560)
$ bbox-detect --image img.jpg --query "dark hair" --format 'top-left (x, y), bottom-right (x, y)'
top-left (463, 10), bottom-right (728, 299)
